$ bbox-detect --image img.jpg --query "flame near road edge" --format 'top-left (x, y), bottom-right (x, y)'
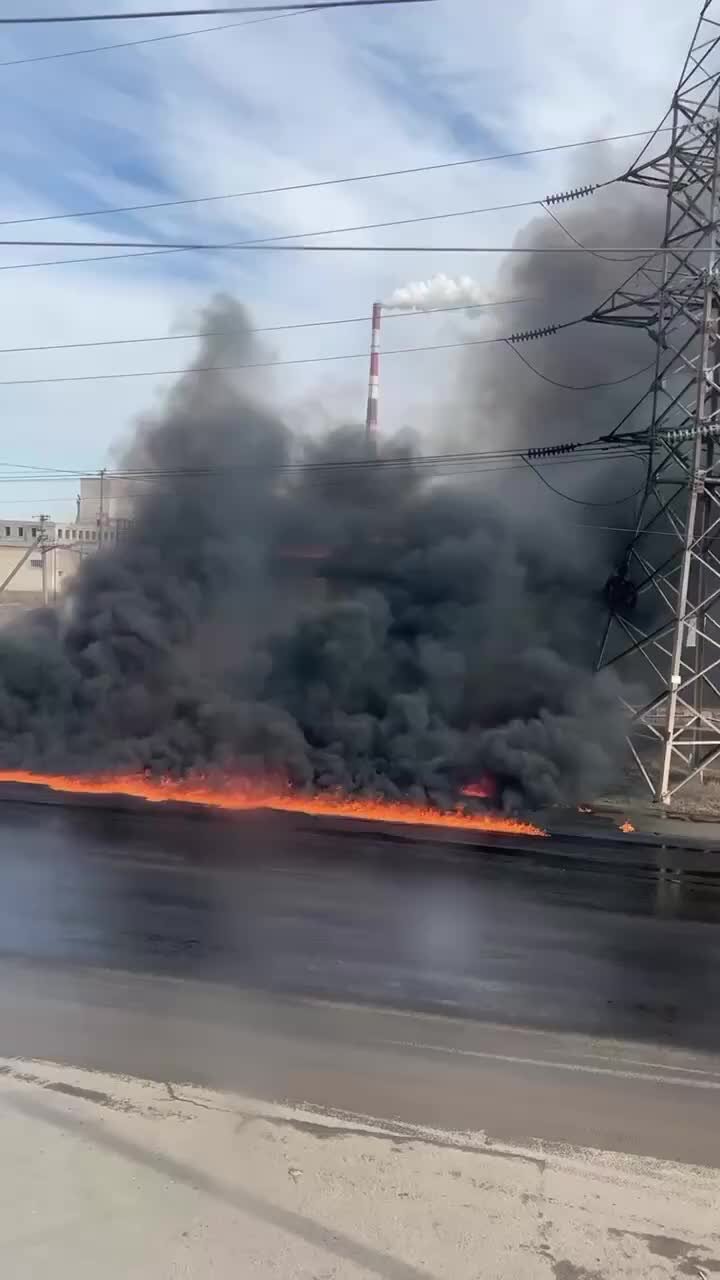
top-left (0, 770), bottom-right (547, 838)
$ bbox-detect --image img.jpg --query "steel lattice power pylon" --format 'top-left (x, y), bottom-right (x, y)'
top-left (593, 0), bottom-right (720, 803)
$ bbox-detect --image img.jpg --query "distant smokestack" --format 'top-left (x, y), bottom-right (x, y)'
top-left (365, 301), bottom-right (381, 456)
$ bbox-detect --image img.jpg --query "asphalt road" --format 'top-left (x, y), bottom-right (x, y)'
top-left (1, 795), bottom-right (720, 1167)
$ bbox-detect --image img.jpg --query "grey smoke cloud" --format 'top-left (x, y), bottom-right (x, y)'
top-left (452, 181), bottom-right (662, 459)
top-left (0, 185), bottom-right (660, 810)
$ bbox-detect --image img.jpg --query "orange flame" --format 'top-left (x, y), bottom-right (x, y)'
top-left (0, 770), bottom-right (547, 838)
top-left (460, 774), bottom-right (497, 801)
top-left (619, 819), bottom-right (635, 833)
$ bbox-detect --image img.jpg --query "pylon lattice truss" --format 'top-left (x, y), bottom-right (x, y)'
top-left (593, 1), bottom-right (720, 803)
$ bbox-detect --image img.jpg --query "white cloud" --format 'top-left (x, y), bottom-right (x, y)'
top-left (0, 0), bottom-right (698, 518)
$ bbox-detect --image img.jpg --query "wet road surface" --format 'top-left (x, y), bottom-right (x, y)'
top-left (1, 796), bottom-right (720, 1165)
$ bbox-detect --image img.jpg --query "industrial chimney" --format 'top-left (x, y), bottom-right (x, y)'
top-left (364, 302), bottom-right (381, 456)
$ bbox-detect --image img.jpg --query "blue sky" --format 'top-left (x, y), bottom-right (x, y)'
top-left (0, 0), bottom-right (696, 518)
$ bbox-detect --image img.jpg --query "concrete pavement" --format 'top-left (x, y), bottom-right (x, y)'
top-left (2, 1055), bottom-right (719, 1280)
top-left (2, 962), bottom-right (720, 1168)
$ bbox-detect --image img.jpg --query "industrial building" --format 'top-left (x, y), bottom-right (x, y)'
top-left (0, 476), bottom-right (134, 610)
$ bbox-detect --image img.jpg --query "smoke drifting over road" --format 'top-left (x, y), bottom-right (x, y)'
top-left (0, 182), bottom-right (661, 811)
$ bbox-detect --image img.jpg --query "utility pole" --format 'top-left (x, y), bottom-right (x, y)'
top-left (0, 515), bottom-right (50, 599)
top-left (593, 0), bottom-right (720, 803)
top-left (39, 514), bottom-right (49, 606)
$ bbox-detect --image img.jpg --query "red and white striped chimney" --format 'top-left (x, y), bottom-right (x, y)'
top-left (365, 301), bottom-right (381, 455)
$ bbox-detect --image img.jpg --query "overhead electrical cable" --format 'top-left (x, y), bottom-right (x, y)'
top-left (6, 196), bottom-right (546, 240)
top-left (0, 182), bottom-right (619, 277)
top-left (539, 203), bottom-right (650, 265)
top-left (283, 450), bottom-right (646, 491)
top-left (0, 188), bottom-right (643, 273)
top-left (121, 445), bottom-right (639, 477)
top-left (0, 8), bottom-right (306, 67)
top-left (0, 441), bottom-right (641, 483)
top-left (523, 453), bottom-right (650, 506)
top-left (0, 194), bottom-right (597, 251)
top-left (0, 458), bottom-right (645, 512)
top-left (0, 297), bottom-right (537, 356)
top-left (0, 308), bottom-right (663, 388)
top-left (505, 342), bottom-right (655, 391)
top-left (0, 329), bottom-right (597, 387)
top-left (0, 2), bottom-right (432, 24)
top-left (0, 133), bottom-right (663, 229)
top-left (0, 239), bottom-right (690, 275)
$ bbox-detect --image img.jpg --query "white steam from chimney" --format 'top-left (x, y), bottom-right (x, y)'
top-left (384, 273), bottom-right (489, 312)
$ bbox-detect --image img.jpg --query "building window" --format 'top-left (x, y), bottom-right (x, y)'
top-left (4, 527), bottom-right (9, 537)
top-left (18, 527), bottom-right (23, 537)
top-left (57, 529), bottom-right (63, 539)
top-left (31, 527), bottom-right (37, 538)
top-left (91, 531), bottom-right (97, 541)
top-left (30, 559), bottom-right (42, 569)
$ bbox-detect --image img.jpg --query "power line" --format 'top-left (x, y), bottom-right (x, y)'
top-left (299, 452), bottom-right (647, 497)
top-left (0, 442), bottom-right (641, 483)
top-left (120, 445), bottom-right (634, 478)
top-left (0, 237), bottom-right (687, 266)
top-left (0, 296), bottom-right (536, 356)
top-left (7, 196), bottom-right (546, 241)
top-left (0, 177), bottom-right (625, 283)
top-left (540, 203), bottom-right (645, 264)
top-left (523, 452), bottom-right (648, 506)
top-left (0, 455), bottom-right (644, 513)
top-left (0, 8), bottom-right (303, 67)
top-left (568, 521), bottom-right (710, 537)
top-left (0, 193), bottom-right (594, 269)
top-left (505, 342), bottom-right (655, 391)
top-left (0, 2), bottom-right (430, 24)
top-left (135, 448), bottom-right (648, 490)
top-left (0, 191), bottom-right (639, 274)
top-left (0, 317), bottom-right (663, 390)
top-left (0, 338), bottom-right (657, 393)
top-left (0, 131), bottom-right (662, 229)
top-left (0, 330), bottom-right (592, 388)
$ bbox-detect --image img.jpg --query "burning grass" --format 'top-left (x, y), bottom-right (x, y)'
top-left (0, 770), bottom-right (547, 837)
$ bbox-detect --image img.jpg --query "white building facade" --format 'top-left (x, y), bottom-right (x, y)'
top-left (0, 477), bottom-right (135, 606)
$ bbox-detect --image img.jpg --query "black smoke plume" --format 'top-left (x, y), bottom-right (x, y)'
top-left (0, 182), bottom-right (662, 810)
